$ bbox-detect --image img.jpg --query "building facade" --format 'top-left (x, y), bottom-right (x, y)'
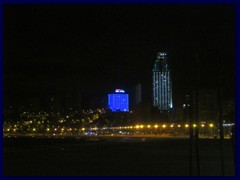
top-left (135, 83), bottom-right (142, 105)
top-left (108, 89), bottom-right (129, 112)
top-left (152, 52), bottom-right (173, 111)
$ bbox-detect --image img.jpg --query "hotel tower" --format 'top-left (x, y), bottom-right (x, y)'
top-left (152, 52), bottom-right (173, 111)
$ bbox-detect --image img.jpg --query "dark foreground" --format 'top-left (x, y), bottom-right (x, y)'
top-left (4, 136), bottom-right (235, 176)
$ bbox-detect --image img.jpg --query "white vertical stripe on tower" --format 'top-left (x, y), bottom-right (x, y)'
top-left (156, 72), bottom-right (158, 106)
top-left (159, 72), bottom-right (161, 109)
top-left (163, 72), bottom-right (165, 110)
top-left (167, 71), bottom-right (170, 110)
top-left (153, 72), bottom-right (156, 106)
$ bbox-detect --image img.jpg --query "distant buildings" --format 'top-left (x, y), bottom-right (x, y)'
top-left (182, 94), bottom-right (191, 122)
top-left (177, 89), bottom-right (218, 123)
top-left (193, 89), bottom-right (218, 123)
top-left (132, 102), bottom-right (151, 123)
top-left (223, 98), bottom-right (235, 123)
top-left (108, 89), bottom-right (129, 112)
top-left (152, 52), bottom-right (173, 111)
top-left (135, 83), bottom-right (142, 105)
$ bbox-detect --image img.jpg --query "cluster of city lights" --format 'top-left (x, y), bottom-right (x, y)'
top-left (88, 123), bottom-right (215, 131)
top-left (3, 123), bottom-right (216, 134)
top-left (4, 118), bottom-right (234, 138)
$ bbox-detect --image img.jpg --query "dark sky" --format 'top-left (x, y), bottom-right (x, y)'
top-left (4, 5), bottom-right (235, 107)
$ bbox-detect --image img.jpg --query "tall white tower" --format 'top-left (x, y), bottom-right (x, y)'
top-left (152, 52), bottom-right (173, 110)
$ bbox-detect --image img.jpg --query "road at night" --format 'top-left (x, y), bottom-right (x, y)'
top-left (4, 137), bottom-right (235, 176)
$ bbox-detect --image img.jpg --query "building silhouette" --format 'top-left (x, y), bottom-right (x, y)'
top-left (193, 89), bottom-right (218, 123)
top-left (152, 52), bottom-right (173, 111)
top-left (135, 83), bottom-right (142, 105)
top-left (179, 89), bottom-right (218, 124)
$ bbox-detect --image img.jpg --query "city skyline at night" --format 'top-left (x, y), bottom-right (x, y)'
top-left (3, 4), bottom-right (235, 176)
top-left (4, 5), bottom-right (235, 110)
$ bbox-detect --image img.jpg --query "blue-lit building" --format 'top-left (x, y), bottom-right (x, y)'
top-left (152, 52), bottom-right (173, 111)
top-left (108, 89), bottom-right (129, 112)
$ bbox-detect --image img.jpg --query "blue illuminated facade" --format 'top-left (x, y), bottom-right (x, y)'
top-left (108, 89), bottom-right (129, 112)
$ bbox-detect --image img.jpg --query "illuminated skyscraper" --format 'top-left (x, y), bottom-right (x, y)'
top-left (108, 89), bottom-right (129, 112)
top-left (152, 52), bottom-right (173, 110)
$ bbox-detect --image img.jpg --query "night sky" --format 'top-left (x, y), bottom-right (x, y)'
top-left (4, 5), bottom-right (235, 107)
